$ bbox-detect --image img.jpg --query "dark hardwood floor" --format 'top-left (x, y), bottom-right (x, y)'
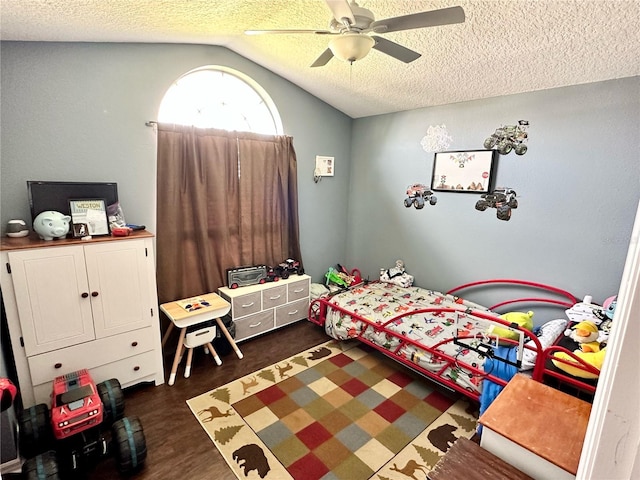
top-left (88, 320), bottom-right (328, 480)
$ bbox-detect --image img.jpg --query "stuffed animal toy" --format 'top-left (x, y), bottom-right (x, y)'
top-left (567, 320), bottom-right (601, 353)
top-left (552, 347), bottom-right (606, 379)
top-left (488, 311), bottom-right (534, 341)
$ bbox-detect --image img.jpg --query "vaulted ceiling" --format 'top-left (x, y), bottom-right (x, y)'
top-left (2, 0), bottom-right (639, 118)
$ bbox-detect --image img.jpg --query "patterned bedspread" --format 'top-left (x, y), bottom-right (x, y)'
top-left (323, 282), bottom-right (505, 395)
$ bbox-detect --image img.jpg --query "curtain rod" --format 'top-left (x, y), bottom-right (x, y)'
top-left (145, 121), bottom-right (157, 127)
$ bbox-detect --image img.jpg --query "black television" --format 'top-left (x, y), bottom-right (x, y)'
top-left (28, 181), bottom-right (119, 221)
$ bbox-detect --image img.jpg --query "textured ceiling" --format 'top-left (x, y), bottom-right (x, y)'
top-left (1, 0), bottom-right (639, 118)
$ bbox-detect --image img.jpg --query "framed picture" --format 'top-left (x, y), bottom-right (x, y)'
top-left (430, 149), bottom-right (497, 193)
top-left (69, 198), bottom-right (110, 236)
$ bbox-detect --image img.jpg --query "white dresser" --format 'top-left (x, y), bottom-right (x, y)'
top-left (0, 231), bottom-right (164, 407)
top-left (218, 274), bottom-right (310, 342)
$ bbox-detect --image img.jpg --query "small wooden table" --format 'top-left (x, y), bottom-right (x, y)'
top-left (160, 293), bottom-right (240, 386)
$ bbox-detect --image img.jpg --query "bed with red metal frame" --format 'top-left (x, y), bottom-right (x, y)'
top-left (308, 279), bottom-right (599, 402)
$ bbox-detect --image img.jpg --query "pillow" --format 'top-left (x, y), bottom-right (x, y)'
top-left (519, 318), bottom-right (568, 370)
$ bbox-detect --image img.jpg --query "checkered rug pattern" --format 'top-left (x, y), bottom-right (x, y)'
top-left (187, 340), bottom-right (478, 480)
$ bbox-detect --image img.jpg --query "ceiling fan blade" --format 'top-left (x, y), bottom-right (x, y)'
top-left (325, 0), bottom-right (355, 26)
top-left (370, 6), bottom-right (465, 33)
top-left (245, 29), bottom-right (333, 35)
top-left (371, 36), bottom-right (421, 63)
top-left (310, 48), bottom-right (335, 67)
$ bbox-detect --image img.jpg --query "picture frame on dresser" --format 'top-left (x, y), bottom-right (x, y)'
top-left (69, 198), bottom-right (110, 236)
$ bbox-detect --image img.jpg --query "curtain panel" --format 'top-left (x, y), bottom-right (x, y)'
top-left (155, 124), bottom-right (301, 304)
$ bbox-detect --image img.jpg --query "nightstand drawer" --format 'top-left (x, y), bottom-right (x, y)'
top-left (234, 310), bottom-right (275, 341)
top-left (287, 278), bottom-right (310, 302)
top-left (276, 298), bottom-right (309, 327)
top-left (231, 291), bottom-right (262, 318)
top-left (262, 284), bottom-right (287, 309)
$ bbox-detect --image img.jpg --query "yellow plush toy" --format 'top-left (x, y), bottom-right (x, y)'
top-left (552, 347), bottom-right (606, 379)
top-left (568, 320), bottom-right (601, 353)
top-left (488, 311), bottom-right (534, 341)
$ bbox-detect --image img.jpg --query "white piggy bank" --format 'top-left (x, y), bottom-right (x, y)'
top-left (33, 211), bottom-right (71, 240)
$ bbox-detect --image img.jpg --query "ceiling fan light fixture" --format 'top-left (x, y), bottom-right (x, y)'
top-left (329, 33), bottom-right (375, 63)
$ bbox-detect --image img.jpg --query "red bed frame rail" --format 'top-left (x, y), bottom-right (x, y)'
top-left (308, 279), bottom-right (598, 401)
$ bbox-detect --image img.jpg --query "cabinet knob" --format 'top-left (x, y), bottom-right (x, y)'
top-left (54, 363), bottom-right (62, 369)
top-left (131, 341), bottom-right (138, 347)
top-left (81, 292), bottom-right (89, 298)
top-left (133, 366), bottom-right (140, 371)
top-left (91, 291), bottom-right (99, 297)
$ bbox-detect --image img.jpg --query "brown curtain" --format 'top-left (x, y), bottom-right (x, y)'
top-left (155, 124), bottom-right (302, 304)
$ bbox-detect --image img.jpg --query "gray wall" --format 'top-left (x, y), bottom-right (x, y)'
top-left (347, 77), bottom-right (640, 315)
top-left (0, 41), bottom-right (352, 283)
top-left (2, 41), bottom-right (639, 318)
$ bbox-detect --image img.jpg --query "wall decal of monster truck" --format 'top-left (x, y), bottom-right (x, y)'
top-left (484, 120), bottom-right (529, 155)
top-left (475, 188), bottom-right (518, 221)
top-left (404, 184), bottom-right (438, 209)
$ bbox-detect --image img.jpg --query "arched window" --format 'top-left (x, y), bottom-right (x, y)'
top-left (158, 66), bottom-right (283, 135)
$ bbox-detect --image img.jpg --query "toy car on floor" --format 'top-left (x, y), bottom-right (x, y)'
top-left (19, 369), bottom-right (147, 479)
top-left (475, 188), bottom-right (518, 221)
top-left (484, 120), bottom-right (529, 155)
top-left (404, 183), bottom-right (438, 209)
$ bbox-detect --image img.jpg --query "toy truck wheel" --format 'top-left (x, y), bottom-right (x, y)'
top-left (296, 267), bottom-right (305, 275)
top-left (112, 416), bottom-right (147, 474)
top-left (19, 403), bottom-right (53, 458)
top-left (429, 196), bottom-right (437, 205)
top-left (97, 378), bottom-right (125, 425)
top-left (414, 197), bottom-right (425, 209)
top-left (403, 197), bottom-right (413, 208)
top-left (23, 450), bottom-right (60, 480)
top-left (498, 142), bottom-right (513, 155)
top-left (497, 205), bottom-right (512, 221)
top-left (483, 137), bottom-right (496, 149)
top-left (515, 144), bottom-right (528, 155)
top-left (508, 198), bottom-right (518, 209)
top-left (475, 200), bottom-right (488, 211)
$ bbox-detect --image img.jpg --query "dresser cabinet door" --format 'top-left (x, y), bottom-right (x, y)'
top-left (8, 246), bottom-right (95, 356)
top-left (84, 239), bottom-right (152, 338)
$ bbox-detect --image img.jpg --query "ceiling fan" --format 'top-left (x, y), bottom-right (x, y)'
top-left (245, 0), bottom-right (465, 67)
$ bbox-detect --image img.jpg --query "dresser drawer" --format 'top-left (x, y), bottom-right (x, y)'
top-left (276, 298), bottom-right (309, 327)
top-left (33, 350), bottom-right (158, 406)
top-left (287, 278), bottom-right (309, 302)
top-left (27, 327), bottom-right (155, 385)
top-left (262, 284), bottom-right (287, 309)
top-left (234, 310), bottom-right (275, 341)
top-left (231, 291), bottom-right (262, 318)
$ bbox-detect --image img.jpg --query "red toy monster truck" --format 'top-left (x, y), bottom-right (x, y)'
top-left (19, 369), bottom-right (146, 479)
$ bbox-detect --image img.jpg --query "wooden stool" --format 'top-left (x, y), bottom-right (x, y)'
top-left (429, 437), bottom-right (533, 480)
top-left (160, 293), bottom-right (241, 386)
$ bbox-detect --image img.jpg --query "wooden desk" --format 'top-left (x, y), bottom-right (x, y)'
top-left (160, 293), bottom-right (240, 386)
top-left (479, 374), bottom-right (591, 479)
top-left (429, 438), bottom-right (533, 480)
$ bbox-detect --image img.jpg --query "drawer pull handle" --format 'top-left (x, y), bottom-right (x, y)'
top-left (269, 295), bottom-right (281, 300)
top-left (81, 292), bottom-right (89, 298)
top-left (293, 288), bottom-right (304, 293)
top-left (242, 302), bottom-right (255, 308)
top-left (288, 310), bottom-right (299, 315)
top-left (131, 341), bottom-right (138, 347)
top-left (54, 363), bottom-right (62, 369)
top-left (249, 322), bottom-right (262, 328)
top-left (134, 366), bottom-right (140, 371)
top-left (91, 291), bottom-right (99, 297)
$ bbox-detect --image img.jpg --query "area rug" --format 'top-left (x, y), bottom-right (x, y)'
top-left (187, 340), bottom-right (478, 480)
